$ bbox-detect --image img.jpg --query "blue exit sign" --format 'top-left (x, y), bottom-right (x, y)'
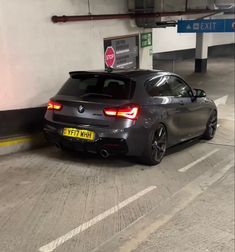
top-left (178, 19), bottom-right (235, 33)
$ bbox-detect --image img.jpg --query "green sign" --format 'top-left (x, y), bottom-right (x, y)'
top-left (141, 32), bottom-right (152, 48)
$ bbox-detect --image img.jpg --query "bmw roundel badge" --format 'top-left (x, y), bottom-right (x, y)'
top-left (78, 105), bottom-right (85, 113)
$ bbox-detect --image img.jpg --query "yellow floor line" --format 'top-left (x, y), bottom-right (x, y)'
top-left (0, 136), bottom-right (34, 147)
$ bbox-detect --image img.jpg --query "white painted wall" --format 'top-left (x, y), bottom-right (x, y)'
top-left (153, 24), bottom-right (235, 53)
top-left (208, 33), bottom-right (235, 46)
top-left (0, 0), bottom-right (152, 110)
top-left (153, 27), bottom-right (196, 53)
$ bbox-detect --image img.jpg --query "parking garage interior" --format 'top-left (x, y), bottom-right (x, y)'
top-left (0, 1), bottom-right (234, 252)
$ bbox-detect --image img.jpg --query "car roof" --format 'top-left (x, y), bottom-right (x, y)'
top-left (69, 69), bottom-right (179, 81)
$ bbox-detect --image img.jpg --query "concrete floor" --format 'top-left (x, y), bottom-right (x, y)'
top-left (0, 57), bottom-right (234, 252)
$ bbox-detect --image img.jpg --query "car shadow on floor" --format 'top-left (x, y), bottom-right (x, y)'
top-left (166, 137), bottom-right (201, 156)
top-left (39, 138), bottom-right (202, 169)
top-left (39, 146), bottom-right (139, 169)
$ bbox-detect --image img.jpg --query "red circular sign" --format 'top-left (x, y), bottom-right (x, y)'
top-left (105, 46), bottom-right (115, 68)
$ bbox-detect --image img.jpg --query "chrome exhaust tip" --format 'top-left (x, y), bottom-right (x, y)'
top-left (99, 149), bottom-right (110, 159)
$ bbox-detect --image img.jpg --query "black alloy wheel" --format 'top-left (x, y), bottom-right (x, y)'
top-left (203, 110), bottom-right (217, 140)
top-left (142, 124), bottom-right (167, 165)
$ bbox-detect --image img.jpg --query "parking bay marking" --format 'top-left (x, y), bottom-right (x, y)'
top-left (39, 186), bottom-right (157, 252)
top-left (214, 95), bottom-right (228, 107)
top-left (178, 149), bottom-right (220, 172)
top-left (115, 159), bottom-right (234, 252)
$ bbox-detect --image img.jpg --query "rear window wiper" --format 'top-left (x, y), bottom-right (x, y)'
top-left (80, 93), bottom-right (113, 98)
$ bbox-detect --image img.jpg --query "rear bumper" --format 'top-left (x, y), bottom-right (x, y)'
top-left (43, 120), bottom-right (147, 156)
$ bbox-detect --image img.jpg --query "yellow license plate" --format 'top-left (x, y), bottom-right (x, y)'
top-left (63, 128), bottom-right (95, 141)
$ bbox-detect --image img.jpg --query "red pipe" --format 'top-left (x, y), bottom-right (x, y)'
top-left (51, 10), bottom-right (217, 23)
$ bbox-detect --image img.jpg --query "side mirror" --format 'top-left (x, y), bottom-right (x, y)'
top-left (194, 89), bottom-right (206, 98)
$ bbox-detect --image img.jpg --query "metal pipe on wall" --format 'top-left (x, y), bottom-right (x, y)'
top-left (51, 10), bottom-right (217, 23)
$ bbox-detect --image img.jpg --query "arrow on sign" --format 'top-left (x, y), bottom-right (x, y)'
top-left (186, 24), bottom-right (191, 30)
top-left (214, 95), bottom-right (228, 106)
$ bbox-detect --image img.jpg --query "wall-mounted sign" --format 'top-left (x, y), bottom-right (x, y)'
top-left (141, 32), bottom-right (152, 48)
top-left (178, 19), bottom-right (235, 33)
top-left (104, 35), bottom-right (139, 70)
top-left (104, 46), bottom-right (116, 68)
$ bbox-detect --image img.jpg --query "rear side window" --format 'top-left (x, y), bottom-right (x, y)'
top-left (145, 76), bottom-right (173, 97)
top-left (57, 74), bottom-right (135, 100)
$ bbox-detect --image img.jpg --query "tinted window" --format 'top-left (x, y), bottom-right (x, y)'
top-left (146, 76), bottom-right (173, 97)
top-left (168, 77), bottom-right (192, 97)
top-left (58, 74), bottom-right (134, 100)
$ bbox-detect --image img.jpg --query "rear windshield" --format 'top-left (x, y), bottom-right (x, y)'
top-left (57, 74), bottom-right (135, 100)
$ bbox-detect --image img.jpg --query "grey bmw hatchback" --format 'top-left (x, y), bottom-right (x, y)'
top-left (44, 70), bottom-right (217, 165)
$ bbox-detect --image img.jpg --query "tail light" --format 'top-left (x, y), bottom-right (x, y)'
top-left (104, 104), bottom-right (140, 120)
top-left (47, 100), bottom-right (63, 111)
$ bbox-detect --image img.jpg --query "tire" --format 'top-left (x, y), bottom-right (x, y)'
top-left (141, 124), bottom-right (167, 166)
top-left (203, 110), bottom-right (217, 140)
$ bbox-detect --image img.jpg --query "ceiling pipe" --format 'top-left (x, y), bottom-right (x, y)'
top-left (51, 10), bottom-right (217, 23)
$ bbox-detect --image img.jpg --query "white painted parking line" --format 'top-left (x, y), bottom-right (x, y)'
top-left (117, 159), bottom-right (234, 252)
top-left (39, 186), bottom-right (157, 252)
top-left (214, 95), bottom-right (228, 107)
top-left (178, 149), bottom-right (220, 173)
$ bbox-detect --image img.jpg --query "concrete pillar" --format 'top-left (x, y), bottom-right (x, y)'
top-left (195, 33), bottom-right (208, 73)
top-left (139, 46), bottom-right (153, 69)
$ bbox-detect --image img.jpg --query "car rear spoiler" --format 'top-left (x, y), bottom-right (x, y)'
top-left (69, 71), bottom-right (132, 79)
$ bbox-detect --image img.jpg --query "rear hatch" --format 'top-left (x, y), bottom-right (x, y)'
top-left (51, 73), bottom-right (136, 128)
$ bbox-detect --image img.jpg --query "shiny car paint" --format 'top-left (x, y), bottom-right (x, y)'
top-left (44, 70), bottom-right (217, 159)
